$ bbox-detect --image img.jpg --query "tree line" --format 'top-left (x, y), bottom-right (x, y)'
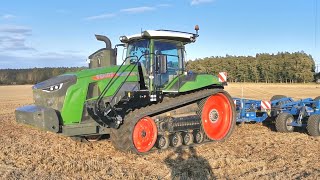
top-left (0, 67), bottom-right (84, 85)
top-left (0, 51), bottom-right (317, 85)
top-left (186, 51), bottom-right (316, 83)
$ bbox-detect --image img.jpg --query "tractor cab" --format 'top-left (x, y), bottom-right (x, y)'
top-left (119, 28), bottom-right (199, 92)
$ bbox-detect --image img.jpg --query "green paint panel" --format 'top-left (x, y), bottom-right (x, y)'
top-left (163, 74), bottom-right (221, 93)
top-left (163, 76), bottom-right (180, 91)
top-left (61, 65), bottom-right (139, 124)
top-left (179, 74), bottom-right (221, 92)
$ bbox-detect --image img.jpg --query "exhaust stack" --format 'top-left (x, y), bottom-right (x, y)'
top-left (88, 34), bottom-right (116, 68)
top-left (95, 34), bottom-right (112, 49)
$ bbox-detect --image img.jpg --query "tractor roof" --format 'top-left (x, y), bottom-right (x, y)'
top-left (120, 30), bottom-right (198, 44)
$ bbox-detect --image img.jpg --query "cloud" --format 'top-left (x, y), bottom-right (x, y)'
top-left (157, 4), bottom-right (172, 7)
top-left (84, 13), bottom-right (116, 21)
top-left (85, 4), bottom-right (169, 21)
top-left (120, 6), bottom-right (155, 14)
top-left (191, 0), bottom-right (214, 5)
top-left (0, 36), bottom-right (35, 51)
top-left (0, 24), bottom-right (87, 68)
top-left (0, 25), bottom-right (34, 52)
top-left (1, 14), bottom-right (16, 20)
top-left (0, 52), bottom-right (87, 68)
top-left (0, 25), bottom-right (32, 35)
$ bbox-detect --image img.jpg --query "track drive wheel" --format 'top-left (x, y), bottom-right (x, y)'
top-left (275, 113), bottom-right (294, 133)
top-left (156, 135), bottom-right (170, 149)
top-left (198, 91), bottom-right (236, 141)
top-left (110, 116), bottom-right (157, 154)
top-left (171, 133), bottom-right (183, 148)
top-left (307, 114), bottom-right (320, 136)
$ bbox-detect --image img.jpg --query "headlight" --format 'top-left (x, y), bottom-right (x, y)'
top-left (119, 36), bottom-right (128, 42)
top-left (42, 83), bottom-right (63, 92)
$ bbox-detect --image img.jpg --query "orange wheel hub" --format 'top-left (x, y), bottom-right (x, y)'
top-left (132, 116), bottom-right (157, 153)
top-left (201, 93), bottom-right (233, 140)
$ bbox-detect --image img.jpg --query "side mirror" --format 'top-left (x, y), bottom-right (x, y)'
top-left (114, 47), bottom-right (117, 57)
top-left (159, 55), bottom-right (167, 74)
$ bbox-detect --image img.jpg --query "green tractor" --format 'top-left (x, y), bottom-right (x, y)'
top-left (15, 26), bottom-right (236, 154)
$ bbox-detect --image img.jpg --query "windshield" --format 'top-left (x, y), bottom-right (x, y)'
top-left (126, 39), bottom-right (185, 89)
top-left (126, 39), bottom-right (185, 71)
top-left (126, 39), bottom-right (150, 70)
top-left (154, 40), bottom-right (184, 72)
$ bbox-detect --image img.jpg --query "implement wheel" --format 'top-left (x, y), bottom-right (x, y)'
top-left (198, 91), bottom-right (236, 141)
top-left (270, 95), bottom-right (287, 102)
top-left (270, 95), bottom-right (287, 117)
top-left (275, 113), bottom-right (294, 132)
top-left (307, 114), bottom-right (320, 136)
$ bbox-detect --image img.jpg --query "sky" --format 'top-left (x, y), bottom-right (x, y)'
top-left (0, 0), bottom-right (319, 68)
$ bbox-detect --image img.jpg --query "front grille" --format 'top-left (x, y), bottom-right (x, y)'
top-left (33, 89), bottom-right (65, 110)
top-left (32, 75), bottom-right (77, 111)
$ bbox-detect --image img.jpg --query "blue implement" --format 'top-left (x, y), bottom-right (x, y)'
top-left (233, 98), bottom-right (271, 123)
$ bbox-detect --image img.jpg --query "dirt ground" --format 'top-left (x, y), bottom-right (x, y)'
top-left (0, 84), bottom-right (319, 179)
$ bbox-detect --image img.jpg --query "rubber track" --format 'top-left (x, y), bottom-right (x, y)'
top-left (110, 88), bottom-right (226, 154)
top-left (196, 98), bottom-right (209, 140)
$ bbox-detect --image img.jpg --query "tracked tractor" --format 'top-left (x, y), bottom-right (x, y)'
top-left (15, 26), bottom-right (236, 154)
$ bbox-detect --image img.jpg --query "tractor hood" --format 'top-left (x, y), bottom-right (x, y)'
top-left (67, 65), bottom-right (135, 79)
top-left (33, 74), bottom-right (77, 90)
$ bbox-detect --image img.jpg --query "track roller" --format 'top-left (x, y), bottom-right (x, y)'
top-left (170, 133), bottom-right (183, 148)
top-left (183, 132), bottom-right (194, 145)
top-left (194, 130), bottom-right (204, 144)
top-left (156, 135), bottom-right (170, 149)
top-left (85, 135), bottom-right (102, 142)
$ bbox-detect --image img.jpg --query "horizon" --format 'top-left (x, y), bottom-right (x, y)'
top-left (0, 50), bottom-right (314, 70)
top-left (0, 0), bottom-right (319, 68)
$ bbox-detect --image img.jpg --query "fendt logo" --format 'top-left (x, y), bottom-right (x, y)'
top-left (92, 72), bottom-right (137, 81)
top-left (92, 73), bottom-right (116, 81)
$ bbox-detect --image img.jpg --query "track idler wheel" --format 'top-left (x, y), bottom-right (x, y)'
top-left (156, 135), bottom-right (170, 149)
top-left (183, 132), bottom-right (194, 145)
top-left (171, 133), bottom-right (183, 148)
top-left (132, 116), bottom-right (158, 153)
top-left (198, 91), bottom-right (236, 141)
top-left (194, 130), bottom-right (204, 144)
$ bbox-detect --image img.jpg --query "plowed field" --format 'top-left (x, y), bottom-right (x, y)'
top-left (0, 84), bottom-right (319, 179)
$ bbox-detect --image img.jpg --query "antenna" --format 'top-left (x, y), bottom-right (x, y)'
top-left (194, 25), bottom-right (199, 36)
top-left (315, 0), bottom-right (318, 47)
